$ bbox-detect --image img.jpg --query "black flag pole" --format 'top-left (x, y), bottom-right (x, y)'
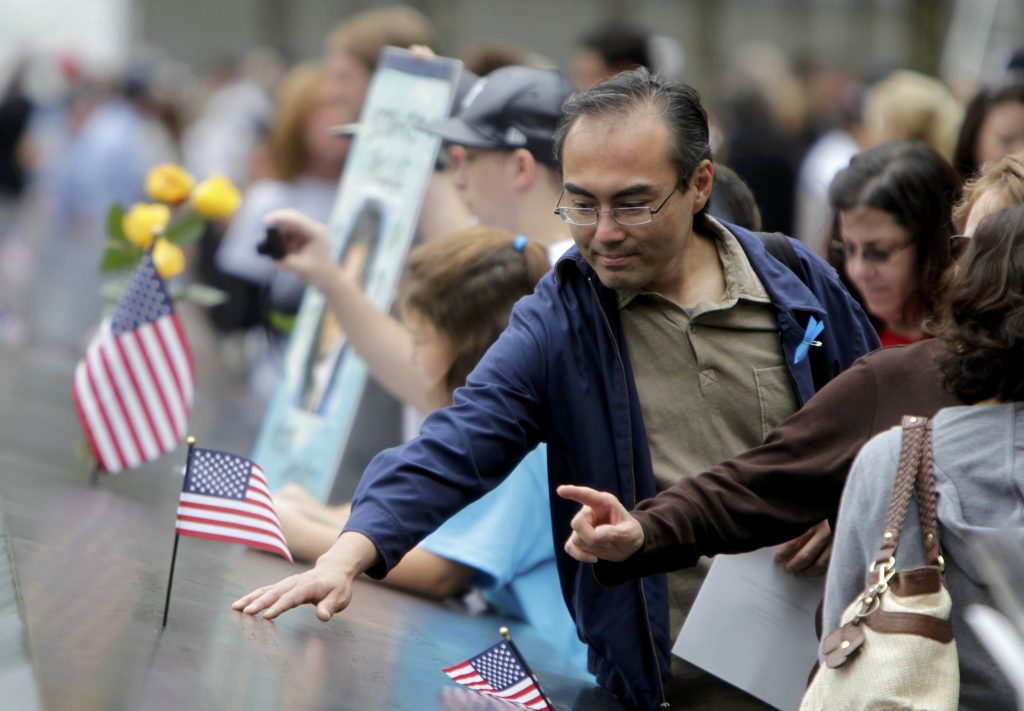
top-left (500, 626), bottom-right (556, 710)
top-left (89, 464), bottom-right (101, 487)
top-left (162, 435), bottom-right (195, 627)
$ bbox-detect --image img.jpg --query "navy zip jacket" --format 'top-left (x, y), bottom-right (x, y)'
top-left (344, 222), bottom-right (879, 710)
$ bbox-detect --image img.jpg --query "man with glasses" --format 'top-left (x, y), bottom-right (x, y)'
top-left (234, 69), bottom-right (877, 710)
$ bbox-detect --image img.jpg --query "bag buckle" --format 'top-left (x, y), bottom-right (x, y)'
top-left (857, 557), bottom-right (896, 617)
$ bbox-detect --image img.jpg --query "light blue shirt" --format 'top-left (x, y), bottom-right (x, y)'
top-left (419, 444), bottom-right (591, 678)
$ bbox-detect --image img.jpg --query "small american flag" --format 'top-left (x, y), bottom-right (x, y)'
top-left (175, 447), bottom-right (292, 562)
top-left (73, 254), bottom-right (193, 473)
top-left (443, 640), bottom-right (551, 710)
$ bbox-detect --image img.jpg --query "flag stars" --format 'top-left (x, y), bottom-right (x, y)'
top-left (111, 255), bottom-right (174, 336)
top-left (185, 449), bottom-right (252, 499)
top-left (471, 643), bottom-right (526, 691)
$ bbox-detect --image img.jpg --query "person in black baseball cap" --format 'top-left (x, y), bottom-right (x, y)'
top-left (420, 66), bottom-right (576, 260)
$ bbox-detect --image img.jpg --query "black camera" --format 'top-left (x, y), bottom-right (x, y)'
top-left (256, 226), bottom-right (286, 260)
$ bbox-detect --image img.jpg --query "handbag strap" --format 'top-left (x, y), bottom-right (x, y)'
top-left (913, 421), bottom-right (943, 566)
top-left (874, 416), bottom-right (943, 568)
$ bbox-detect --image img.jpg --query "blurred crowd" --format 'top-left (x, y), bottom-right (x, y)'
top-left (4, 5), bottom-right (1024, 711)
top-left (0, 6), bottom-right (1019, 363)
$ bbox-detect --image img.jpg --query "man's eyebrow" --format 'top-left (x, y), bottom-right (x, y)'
top-left (562, 182), bottom-right (657, 200)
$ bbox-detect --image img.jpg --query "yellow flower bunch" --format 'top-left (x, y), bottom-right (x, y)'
top-left (145, 164), bottom-right (194, 206)
top-left (122, 203), bottom-right (170, 248)
top-left (192, 174), bottom-right (242, 220)
top-left (101, 164), bottom-right (241, 302)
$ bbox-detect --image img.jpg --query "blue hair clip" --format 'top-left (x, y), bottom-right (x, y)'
top-left (513, 235), bottom-right (528, 252)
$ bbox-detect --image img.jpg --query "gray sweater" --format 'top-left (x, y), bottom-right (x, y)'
top-left (824, 403), bottom-right (1024, 711)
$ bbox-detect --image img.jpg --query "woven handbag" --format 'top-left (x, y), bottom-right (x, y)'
top-left (800, 415), bottom-right (959, 711)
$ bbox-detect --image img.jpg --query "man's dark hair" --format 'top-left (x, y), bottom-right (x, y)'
top-left (827, 140), bottom-right (961, 329)
top-left (936, 204), bottom-right (1024, 403)
top-left (553, 67), bottom-right (714, 232)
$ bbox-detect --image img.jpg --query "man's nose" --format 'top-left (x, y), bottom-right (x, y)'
top-left (592, 211), bottom-right (624, 243)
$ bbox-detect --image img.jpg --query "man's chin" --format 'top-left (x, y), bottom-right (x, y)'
top-left (593, 268), bottom-right (641, 291)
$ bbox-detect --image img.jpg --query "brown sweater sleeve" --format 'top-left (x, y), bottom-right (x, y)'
top-left (594, 340), bottom-right (956, 584)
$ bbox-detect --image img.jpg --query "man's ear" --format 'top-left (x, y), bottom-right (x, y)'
top-left (511, 148), bottom-right (540, 192)
top-left (690, 159), bottom-right (714, 214)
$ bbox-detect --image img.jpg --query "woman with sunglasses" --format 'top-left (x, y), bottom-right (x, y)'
top-left (827, 140), bottom-right (960, 346)
top-left (818, 203), bottom-right (1024, 710)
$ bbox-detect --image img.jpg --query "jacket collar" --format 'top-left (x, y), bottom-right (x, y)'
top-left (554, 244), bottom-right (589, 285)
top-left (723, 221), bottom-right (826, 316)
top-left (554, 222), bottom-right (826, 316)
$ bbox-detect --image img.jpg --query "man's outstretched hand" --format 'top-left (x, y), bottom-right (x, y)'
top-left (557, 485), bottom-right (645, 564)
top-left (231, 531), bottom-right (378, 621)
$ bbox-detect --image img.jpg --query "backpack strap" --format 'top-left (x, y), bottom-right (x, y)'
top-left (756, 231), bottom-right (809, 287)
top-left (755, 231), bottom-right (831, 391)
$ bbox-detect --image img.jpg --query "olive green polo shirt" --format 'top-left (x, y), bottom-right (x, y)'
top-left (618, 219), bottom-right (800, 491)
top-left (619, 221), bottom-right (801, 709)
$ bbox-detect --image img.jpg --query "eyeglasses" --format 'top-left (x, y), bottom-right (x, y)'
top-left (829, 239), bottom-right (913, 265)
top-left (553, 183), bottom-right (682, 227)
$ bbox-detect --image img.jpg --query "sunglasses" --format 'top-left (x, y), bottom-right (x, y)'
top-left (829, 239), bottom-right (913, 265)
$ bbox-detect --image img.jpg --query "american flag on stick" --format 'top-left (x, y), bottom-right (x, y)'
top-left (73, 254), bottom-right (193, 473)
top-left (175, 446), bottom-right (293, 562)
top-left (443, 633), bottom-right (552, 710)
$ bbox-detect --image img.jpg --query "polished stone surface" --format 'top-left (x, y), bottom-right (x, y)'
top-left (0, 310), bottom-right (624, 711)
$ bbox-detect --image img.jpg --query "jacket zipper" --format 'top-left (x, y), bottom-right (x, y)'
top-left (587, 277), bottom-right (670, 710)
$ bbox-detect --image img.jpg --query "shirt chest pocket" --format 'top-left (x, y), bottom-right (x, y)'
top-left (754, 364), bottom-right (799, 441)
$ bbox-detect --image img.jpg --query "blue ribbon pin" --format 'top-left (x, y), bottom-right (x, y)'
top-left (794, 316), bottom-right (825, 365)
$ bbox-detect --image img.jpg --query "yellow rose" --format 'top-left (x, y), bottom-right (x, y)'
top-left (151, 238), bottom-right (186, 280)
top-left (122, 203), bottom-right (171, 248)
top-left (145, 164), bottom-right (194, 205)
top-left (192, 174), bottom-right (241, 220)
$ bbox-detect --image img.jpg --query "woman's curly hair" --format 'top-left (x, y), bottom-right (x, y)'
top-left (934, 204), bottom-right (1024, 403)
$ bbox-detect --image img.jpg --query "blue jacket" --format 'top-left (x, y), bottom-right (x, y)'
top-left (345, 222), bottom-right (879, 710)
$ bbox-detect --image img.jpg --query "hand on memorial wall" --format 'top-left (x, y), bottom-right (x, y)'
top-left (264, 209), bottom-right (341, 291)
top-left (773, 519), bottom-right (832, 577)
top-left (231, 531), bottom-right (379, 621)
top-left (557, 485), bottom-right (645, 564)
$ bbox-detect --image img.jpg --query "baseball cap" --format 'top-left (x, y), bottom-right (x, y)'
top-left (420, 65), bottom-right (575, 167)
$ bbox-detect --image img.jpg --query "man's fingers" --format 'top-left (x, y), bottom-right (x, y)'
top-left (564, 534), bottom-right (598, 564)
top-left (260, 583), bottom-right (311, 620)
top-left (316, 587), bottom-right (352, 621)
top-left (569, 504), bottom-right (595, 533)
top-left (557, 484), bottom-right (612, 509)
top-left (242, 581), bottom-right (294, 616)
top-left (232, 586), bottom-right (269, 611)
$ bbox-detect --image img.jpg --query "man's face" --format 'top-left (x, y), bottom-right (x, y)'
top-left (454, 147), bottom-right (517, 231)
top-left (561, 112), bottom-right (706, 295)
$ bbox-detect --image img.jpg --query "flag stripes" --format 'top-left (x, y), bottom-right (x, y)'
top-left (72, 255), bottom-right (193, 473)
top-left (175, 449), bottom-right (292, 563)
top-left (442, 640), bottom-right (551, 710)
